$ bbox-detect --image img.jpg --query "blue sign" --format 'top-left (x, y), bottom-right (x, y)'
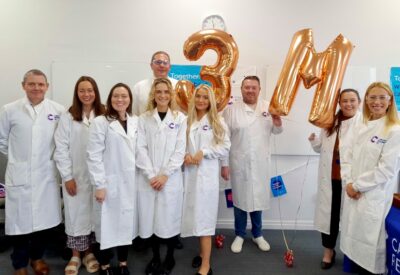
top-left (390, 67), bottom-right (400, 111)
top-left (169, 65), bottom-right (210, 87)
top-left (270, 175), bottom-right (287, 197)
top-left (224, 189), bottom-right (233, 208)
top-left (386, 206), bottom-right (400, 274)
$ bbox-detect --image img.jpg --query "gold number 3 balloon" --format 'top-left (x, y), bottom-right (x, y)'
top-left (176, 29), bottom-right (239, 112)
top-left (268, 29), bottom-right (354, 128)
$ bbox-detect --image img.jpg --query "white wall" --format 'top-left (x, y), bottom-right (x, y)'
top-left (1, 0), bottom-right (399, 229)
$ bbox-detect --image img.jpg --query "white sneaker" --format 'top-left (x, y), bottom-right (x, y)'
top-left (231, 236), bottom-right (244, 253)
top-left (252, 236), bottom-right (271, 251)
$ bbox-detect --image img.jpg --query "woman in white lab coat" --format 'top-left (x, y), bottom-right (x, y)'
top-left (54, 76), bottom-right (105, 275)
top-left (340, 82), bottom-right (400, 275)
top-left (181, 85), bottom-right (230, 275)
top-left (136, 78), bottom-right (186, 275)
top-left (308, 89), bottom-right (361, 270)
top-left (87, 83), bottom-right (138, 275)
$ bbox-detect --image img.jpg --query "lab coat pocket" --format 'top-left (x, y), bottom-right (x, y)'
top-left (105, 174), bottom-right (119, 199)
top-left (354, 195), bottom-right (382, 245)
top-left (47, 160), bottom-right (57, 177)
top-left (121, 197), bottom-right (134, 211)
top-left (164, 171), bottom-right (183, 193)
top-left (5, 162), bottom-right (28, 187)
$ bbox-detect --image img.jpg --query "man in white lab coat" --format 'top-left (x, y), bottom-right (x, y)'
top-left (221, 75), bottom-right (283, 253)
top-left (0, 69), bottom-right (64, 275)
top-left (132, 51), bottom-right (178, 116)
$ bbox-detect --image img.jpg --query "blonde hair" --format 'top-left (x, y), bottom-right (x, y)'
top-left (186, 84), bottom-right (225, 145)
top-left (363, 82), bottom-right (400, 134)
top-left (146, 78), bottom-right (179, 115)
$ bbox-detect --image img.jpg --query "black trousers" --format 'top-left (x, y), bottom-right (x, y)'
top-left (321, 179), bottom-right (342, 249)
top-left (9, 228), bottom-right (53, 270)
top-left (150, 234), bottom-right (178, 261)
top-left (97, 245), bottom-right (129, 266)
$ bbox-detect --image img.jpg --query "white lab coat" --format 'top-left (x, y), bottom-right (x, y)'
top-left (222, 100), bottom-right (283, 212)
top-left (340, 117), bottom-right (400, 274)
top-left (0, 97), bottom-right (64, 235)
top-left (309, 113), bottom-right (360, 234)
top-left (86, 115), bottom-right (138, 250)
top-left (132, 77), bottom-right (178, 116)
top-left (181, 115), bottom-right (231, 237)
top-left (54, 111), bottom-right (95, 237)
top-left (136, 109), bottom-right (186, 239)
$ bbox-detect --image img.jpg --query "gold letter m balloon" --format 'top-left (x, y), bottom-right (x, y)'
top-left (268, 29), bottom-right (353, 128)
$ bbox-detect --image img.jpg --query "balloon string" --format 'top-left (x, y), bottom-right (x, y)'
top-left (277, 196), bottom-right (290, 251)
top-left (289, 154), bottom-right (310, 248)
top-left (273, 135), bottom-right (290, 251)
top-left (271, 159), bottom-right (317, 176)
top-left (273, 135), bottom-right (312, 251)
top-left (277, 117), bottom-right (297, 123)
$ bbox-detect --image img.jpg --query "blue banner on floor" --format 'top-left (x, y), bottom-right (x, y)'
top-left (386, 205), bottom-right (400, 274)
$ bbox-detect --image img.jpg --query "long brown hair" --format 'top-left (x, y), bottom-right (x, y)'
top-left (69, 76), bottom-right (105, 121)
top-left (326, 88), bottom-right (361, 137)
top-left (105, 83), bottom-right (133, 121)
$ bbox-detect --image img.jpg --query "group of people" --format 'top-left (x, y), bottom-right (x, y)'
top-left (0, 51), bottom-right (282, 275)
top-left (309, 84), bottom-right (400, 274)
top-left (0, 49), bottom-right (398, 275)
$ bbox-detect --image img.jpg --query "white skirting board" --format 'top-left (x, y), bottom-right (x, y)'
top-left (216, 219), bottom-right (315, 230)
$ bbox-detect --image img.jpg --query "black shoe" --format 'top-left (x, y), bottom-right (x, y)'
top-left (158, 257), bottom-right (175, 275)
top-left (195, 268), bottom-right (213, 275)
top-left (145, 258), bottom-right (161, 275)
top-left (118, 265), bottom-right (130, 275)
top-left (321, 250), bottom-right (336, 270)
top-left (175, 237), bottom-right (183, 249)
top-left (99, 266), bottom-right (114, 275)
top-left (192, 256), bottom-right (202, 268)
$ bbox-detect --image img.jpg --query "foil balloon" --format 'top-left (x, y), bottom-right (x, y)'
top-left (174, 80), bottom-right (195, 112)
top-left (176, 29), bottom-right (239, 112)
top-left (268, 29), bottom-right (354, 128)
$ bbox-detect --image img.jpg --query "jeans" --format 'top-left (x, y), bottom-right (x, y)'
top-left (233, 206), bottom-right (262, 238)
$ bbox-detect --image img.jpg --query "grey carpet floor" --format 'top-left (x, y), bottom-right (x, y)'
top-left (0, 229), bottom-right (349, 275)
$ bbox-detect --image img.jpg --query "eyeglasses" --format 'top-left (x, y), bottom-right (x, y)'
top-left (367, 95), bottom-right (391, 101)
top-left (152, 59), bottom-right (170, 66)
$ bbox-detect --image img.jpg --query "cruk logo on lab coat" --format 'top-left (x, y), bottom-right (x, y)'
top-left (370, 136), bottom-right (387, 144)
top-left (47, 114), bottom-right (60, 121)
top-left (202, 125), bottom-right (212, 131)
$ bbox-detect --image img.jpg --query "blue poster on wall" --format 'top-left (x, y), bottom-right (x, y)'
top-left (169, 65), bottom-right (210, 87)
top-left (390, 67), bottom-right (400, 111)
